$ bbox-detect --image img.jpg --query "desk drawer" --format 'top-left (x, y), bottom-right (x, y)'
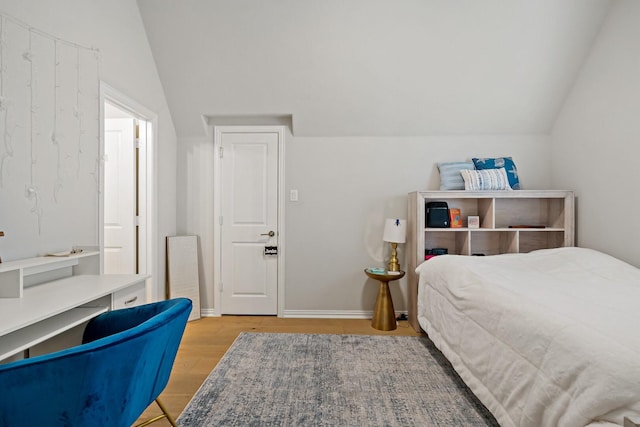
top-left (112, 281), bottom-right (146, 309)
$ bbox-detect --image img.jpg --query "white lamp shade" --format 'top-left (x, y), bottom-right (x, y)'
top-left (383, 218), bottom-right (406, 243)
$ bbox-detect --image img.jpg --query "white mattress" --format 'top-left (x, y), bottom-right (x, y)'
top-left (416, 247), bottom-right (640, 427)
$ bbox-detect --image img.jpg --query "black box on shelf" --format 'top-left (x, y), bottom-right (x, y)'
top-left (425, 247), bottom-right (448, 260)
top-left (426, 201), bottom-right (450, 228)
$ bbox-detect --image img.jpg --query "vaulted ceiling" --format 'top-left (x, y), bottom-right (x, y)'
top-left (137, 0), bottom-right (612, 137)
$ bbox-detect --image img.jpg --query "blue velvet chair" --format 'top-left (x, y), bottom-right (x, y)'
top-left (0, 297), bottom-right (192, 427)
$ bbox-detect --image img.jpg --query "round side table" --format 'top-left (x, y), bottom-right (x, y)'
top-left (364, 269), bottom-right (405, 331)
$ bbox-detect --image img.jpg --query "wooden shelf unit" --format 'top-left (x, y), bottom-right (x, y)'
top-left (407, 190), bottom-right (575, 331)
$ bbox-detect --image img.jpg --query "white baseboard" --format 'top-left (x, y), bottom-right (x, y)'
top-left (282, 310), bottom-right (408, 319)
top-left (283, 310), bottom-right (371, 319)
top-left (200, 308), bottom-right (219, 317)
top-left (197, 309), bottom-right (407, 319)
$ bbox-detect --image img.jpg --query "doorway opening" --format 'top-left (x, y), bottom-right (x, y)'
top-left (100, 84), bottom-right (157, 301)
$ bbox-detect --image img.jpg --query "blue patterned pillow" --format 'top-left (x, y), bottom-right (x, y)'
top-left (460, 168), bottom-right (512, 191)
top-left (472, 157), bottom-right (520, 190)
top-left (437, 161), bottom-right (475, 190)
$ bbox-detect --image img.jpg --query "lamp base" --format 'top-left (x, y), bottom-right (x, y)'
top-left (387, 242), bottom-right (400, 272)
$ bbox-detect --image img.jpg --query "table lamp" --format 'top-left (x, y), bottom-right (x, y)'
top-left (383, 218), bottom-right (406, 272)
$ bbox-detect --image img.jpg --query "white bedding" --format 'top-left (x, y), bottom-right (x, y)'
top-left (416, 247), bottom-right (640, 427)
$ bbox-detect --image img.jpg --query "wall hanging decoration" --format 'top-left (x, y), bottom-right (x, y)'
top-left (0, 11), bottom-right (100, 259)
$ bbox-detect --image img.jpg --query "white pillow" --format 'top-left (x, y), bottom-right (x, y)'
top-left (460, 168), bottom-right (512, 191)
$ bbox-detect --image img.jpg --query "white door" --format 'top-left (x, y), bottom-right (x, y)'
top-left (218, 129), bottom-right (280, 314)
top-left (104, 117), bottom-right (136, 274)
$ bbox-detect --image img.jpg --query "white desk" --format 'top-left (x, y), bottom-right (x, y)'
top-left (0, 274), bottom-right (148, 361)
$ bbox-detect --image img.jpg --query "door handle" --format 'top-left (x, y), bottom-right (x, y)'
top-left (261, 230), bottom-right (275, 237)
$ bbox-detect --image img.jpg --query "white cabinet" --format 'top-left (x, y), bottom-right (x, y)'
top-left (406, 190), bottom-right (575, 331)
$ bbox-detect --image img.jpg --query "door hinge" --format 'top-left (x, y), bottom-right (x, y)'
top-left (135, 216), bottom-right (140, 226)
top-left (219, 216), bottom-right (223, 226)
top-left (219, 282), bottom-right (223, 292)
top-left (218, 146), bottom-right (224, 158)
top-left (135, 121), bottom-right (141, 148)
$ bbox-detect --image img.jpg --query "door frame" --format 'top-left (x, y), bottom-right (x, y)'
top-left (99, 82), bottom-right (157, 301)
top-left (212, 125), bottom-right (286, 316)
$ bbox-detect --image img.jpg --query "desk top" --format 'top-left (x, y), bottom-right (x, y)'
top-left (0, 274), bottom-right (148, 337)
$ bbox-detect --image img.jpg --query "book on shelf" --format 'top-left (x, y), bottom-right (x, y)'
top-left (449, 208), bottom-right (462, 228)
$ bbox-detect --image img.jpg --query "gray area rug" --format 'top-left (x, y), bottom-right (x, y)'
top-left (178, 332), bottom-right (499, 426)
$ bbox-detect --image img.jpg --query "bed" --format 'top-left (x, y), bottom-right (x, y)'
top-left (415, 247), bottom-right (640, 427)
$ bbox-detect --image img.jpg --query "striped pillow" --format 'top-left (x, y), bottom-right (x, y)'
top-left (460, 168), bottom-right (512, 191)
top-left (437, 161), bottom-right (475, 190)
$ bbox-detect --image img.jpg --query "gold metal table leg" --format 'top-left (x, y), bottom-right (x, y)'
top-left (371, 280), bottom-right (397, 331)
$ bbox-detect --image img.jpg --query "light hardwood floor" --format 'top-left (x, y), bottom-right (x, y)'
top-left (137, 316), bottom-right (424, 425)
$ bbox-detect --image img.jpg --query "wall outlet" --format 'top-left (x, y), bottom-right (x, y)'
top-left (289, 189), bottom-right (299, 202)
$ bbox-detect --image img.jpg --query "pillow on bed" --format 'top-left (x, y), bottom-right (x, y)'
top-left (472, 157), bottom-right (520, 190)
top-left (460, 168), bottom-right (512, 191)
top-left (437, 161), bottom-right (475, 190)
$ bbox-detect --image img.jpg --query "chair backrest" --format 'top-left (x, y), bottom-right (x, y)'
top-left (0, 298), bottom-right (192, 427)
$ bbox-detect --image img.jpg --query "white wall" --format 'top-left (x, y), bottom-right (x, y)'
top-left (178, 133), bottom-right (551, 314)
top-left (177, 136), bottom-right (216, 309)
top-left (0, 15), bottom-right (100, 259)
top-left (0, 0), bottom-right (177, 298)
top-left (551, 0), bottom-right (640, 266)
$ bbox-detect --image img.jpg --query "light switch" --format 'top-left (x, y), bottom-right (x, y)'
top-left (290, 189), bottom-right (299, 202)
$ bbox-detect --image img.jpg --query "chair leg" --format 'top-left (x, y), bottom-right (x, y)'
top-left (133, 398), bottom-right (178, 427)
top-left (155, 398), bottom-right (178, 427)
